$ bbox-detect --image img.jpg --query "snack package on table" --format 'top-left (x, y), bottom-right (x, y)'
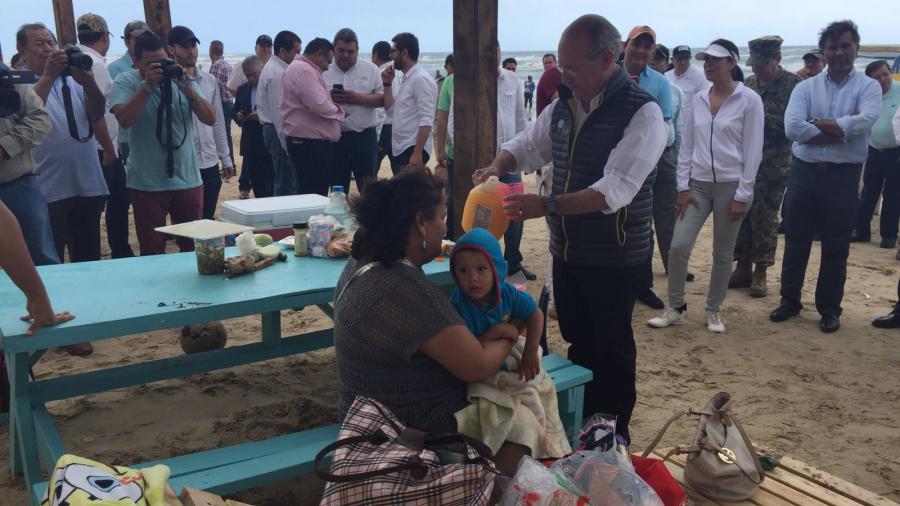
top-left (500, 456), bottom-right (591, 506)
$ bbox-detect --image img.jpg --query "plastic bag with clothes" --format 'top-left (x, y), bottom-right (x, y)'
top-left (550, 450), bottom-right (663, 506)
top-left (499, 456), bottom-right (591, 506)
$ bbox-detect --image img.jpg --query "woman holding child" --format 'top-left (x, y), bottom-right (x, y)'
top-left (332, 170), bottom-right (538, 474)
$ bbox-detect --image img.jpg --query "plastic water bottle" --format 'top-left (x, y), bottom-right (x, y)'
top-left (325, 186), bottom-right (353, 227)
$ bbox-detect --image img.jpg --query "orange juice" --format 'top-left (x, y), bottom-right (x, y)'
top-left (461, 176), bottom-right (509, 239)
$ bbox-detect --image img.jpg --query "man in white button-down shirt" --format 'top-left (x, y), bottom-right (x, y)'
top-left (258, 31), bottom-right (301, 195)
top-left (473, 15), bottom-right (666, 444)
top-left (325, 28), bottom-right (384, 192)
top-left (168, 26), bottom-right (235, 220)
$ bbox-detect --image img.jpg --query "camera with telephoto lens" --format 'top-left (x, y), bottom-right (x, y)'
top-left (156, 58), bottom-right (184, 81)
top-left (62, 45), bottom-right (93, 75)
top-left (0, 63), bottom-right (36, 117)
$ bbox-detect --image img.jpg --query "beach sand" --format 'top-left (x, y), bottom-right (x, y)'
top-left (1, 134), bottom-right (898, 505)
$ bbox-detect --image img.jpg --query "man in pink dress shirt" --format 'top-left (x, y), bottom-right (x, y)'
top-left (281, 38), bottom-right (345, 196)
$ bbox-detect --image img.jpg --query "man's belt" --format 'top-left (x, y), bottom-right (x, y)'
top-left (869, 145), bottom-right (900, 154)
top-left (797, 159), bottom-right (862, 171)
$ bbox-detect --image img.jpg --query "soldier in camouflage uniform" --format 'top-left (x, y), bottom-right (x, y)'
top-left (730, 36), bottom-right (801, 297)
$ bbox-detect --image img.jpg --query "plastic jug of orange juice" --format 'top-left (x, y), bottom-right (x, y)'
top-left (461, 176), bottom-right (509, 239)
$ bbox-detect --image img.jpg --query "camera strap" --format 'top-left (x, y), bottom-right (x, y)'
top-left (155, 81), bottom-right (188, 178)
top-left (60, 78), bottom-right (93, 143)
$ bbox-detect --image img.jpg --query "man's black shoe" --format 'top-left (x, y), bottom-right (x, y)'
top-left (686, 272), bottom-right (695, 282)
top-left (872, 311), bottom-right (900, 329)
top-left (508, 265), bottom-right (538, 281)
top-left (769, 304), bottom-right (800, 322)
top-left (849, 231), bottom-right (870, 243)
top-left (820, 314), bottom-right (840, 333)
top-left (637, 290), bottom-right (665, 310)
top-left (880, 237), bottom-right (897, 249)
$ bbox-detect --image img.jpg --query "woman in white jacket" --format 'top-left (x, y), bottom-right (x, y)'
top-left (649, 39), bottom-right (764, 333)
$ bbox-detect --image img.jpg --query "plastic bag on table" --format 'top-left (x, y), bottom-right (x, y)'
top-left (308, 214), bottom-right (340, 258)
top-left (551, 451), bottom-right (663, 506)
top-left (500, 456), bottom-right (591, 506)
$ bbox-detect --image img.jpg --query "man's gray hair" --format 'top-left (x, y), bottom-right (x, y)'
top-left (566, 15), bottom-right (622, 59)
top-left (242, 55), bottom-right (263, 72)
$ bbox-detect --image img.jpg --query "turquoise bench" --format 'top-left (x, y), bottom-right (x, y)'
top-left (30, 354), bottom-right (590, 502)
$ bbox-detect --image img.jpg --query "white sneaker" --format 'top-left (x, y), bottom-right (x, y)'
top-left (648, 307), bottom-right (685, 328)
top-left (706, 311), bottom-right (725, 333)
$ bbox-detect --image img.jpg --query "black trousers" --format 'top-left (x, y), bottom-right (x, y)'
top-left (47, 195), bottom-right (106, 262)
top-left (333, 127), bottom-right (378, 192)
top-left (240, 152), bottom-right (275, 198)
top-left (200, 164), bottom-right (222, 220)
top-left (287, 137), bottom-right (334, 197)
top-left (99, 151), bottom-right (133, 258)
top-left (379, 125), bottom-right (401, 175)
top-left (634, 147), bottom-right (678, 293)
top-left (854, 146), bottom-right (900, 241)
top-left (553, 257), bottom-right (636, 443)
top-left (780, 159), bottom-right (861, 316)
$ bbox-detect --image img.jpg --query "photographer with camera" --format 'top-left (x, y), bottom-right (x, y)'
top-left (0, 62), bottom-right (58, 267)
top-left (111, 31), bottom-right (215, 256)
top-left (168, 26), bottom-right (236, 220)
top-left (17, 24), bottom-right (109, 263)
top-left (76, 13), bottom-right (135, 259)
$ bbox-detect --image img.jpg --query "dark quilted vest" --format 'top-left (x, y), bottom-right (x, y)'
top-left (548, 67), bottom-right (656, 267)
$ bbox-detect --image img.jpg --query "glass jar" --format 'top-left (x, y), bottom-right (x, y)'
top-left (194, 237), bottom-right (225, 274)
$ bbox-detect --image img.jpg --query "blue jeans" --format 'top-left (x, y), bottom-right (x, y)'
top-left (500, 173), bottom-right (524, 271)
top-left (0, 174), bottom-right (60, 265)
top-left (263, 123), bottom-right (296, 196)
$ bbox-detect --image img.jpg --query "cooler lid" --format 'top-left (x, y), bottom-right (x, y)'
top-left (221, 194), bottom-right (330, 227)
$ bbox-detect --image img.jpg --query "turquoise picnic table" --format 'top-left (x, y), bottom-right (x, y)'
top-left (0, 248), bottom-right (453, 505)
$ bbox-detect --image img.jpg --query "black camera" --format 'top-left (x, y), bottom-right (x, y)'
top-left (156, 58), bottom-right (184, 81)
top-left (0, 63), bottom-right (36, 117)
top-left (62, 45), bottom-right (93, 75)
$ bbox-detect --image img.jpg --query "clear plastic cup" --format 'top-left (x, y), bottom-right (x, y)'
top-left (194, 237), bottom-right (225, 275)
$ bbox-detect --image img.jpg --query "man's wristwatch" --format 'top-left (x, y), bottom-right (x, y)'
top-left (139, 80), bottom-right (154, 94)
top-left (545, 195), bottom-right (558, 217)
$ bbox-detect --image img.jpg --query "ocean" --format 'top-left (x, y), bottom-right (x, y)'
top-left (108, 46), bottom-right (891, 83)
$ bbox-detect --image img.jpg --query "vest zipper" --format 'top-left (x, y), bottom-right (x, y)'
top-left (562, 99), bottom-right (600, 262)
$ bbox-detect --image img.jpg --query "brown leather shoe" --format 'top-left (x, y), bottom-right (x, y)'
top-left (61, 343), bottom-right (94, 357)
top-left (750, 264), bottom-right (767, 298)
top-left (728, 261), bottom-right (752, 288)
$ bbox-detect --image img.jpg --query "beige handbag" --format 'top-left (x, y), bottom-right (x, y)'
top-left (641, 392), bottom-right (765, 501)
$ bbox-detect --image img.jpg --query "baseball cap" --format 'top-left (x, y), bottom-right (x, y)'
top-left (122, 20), bottom-right (150, 39)
top-left (672, 45), bottom-right (691, 58)
top-left (802, 49), bottom-right (824, 61)
top-left (747, 36), bottom-right (783, 67)
top-left (255, 34), bottom-right (273, 47)
top-left (654, 44), bottom-right (670, 61)
top-left (168, 25), bottom-right (200, 47)
top-left (695, 43), bottom-right (740, 62)
top-left (626, 25), bottom-right (656, 44)
top-left (76, 13), bottom-right (110, 35)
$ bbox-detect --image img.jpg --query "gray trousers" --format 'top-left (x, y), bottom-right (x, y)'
top-left (667, 179), bottom-right (750, 312)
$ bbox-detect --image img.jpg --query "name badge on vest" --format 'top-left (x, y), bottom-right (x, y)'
top-left (556, 118), bottom-right (571, 138)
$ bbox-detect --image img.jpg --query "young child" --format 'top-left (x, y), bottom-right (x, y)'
top-left (449, 228), bottom-right (544, 381)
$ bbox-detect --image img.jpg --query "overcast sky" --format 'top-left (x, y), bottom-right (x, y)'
top-left (2, 0), bottom-right (896, 58)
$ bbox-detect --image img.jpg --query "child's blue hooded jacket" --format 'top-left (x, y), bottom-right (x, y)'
top-left (449, 228), bottom-right (537, 336)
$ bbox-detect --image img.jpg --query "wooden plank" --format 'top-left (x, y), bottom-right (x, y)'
top-left (51, 0), bottom-right (76, 47)
top-left (143, 0), bottom-right (172, 41)
top-left (764, 466), bottom-right (870, 506)
top-left (29, 330), bottom-right (334, 404)
top-left (180, 487), bottom-right (227, 506)
top-left (451, 0), bottom-right (498, 239)
top-left (771, 454), bottom-right (900, 506)
top-left (33, 405), bottom-right (65, 473)
top-left (547, 363), bottom-right (591, 391)
top-left (165, 485), bottom-right (184, 506)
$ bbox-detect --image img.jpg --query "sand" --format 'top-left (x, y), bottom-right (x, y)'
top-left (1, 135), bottom-right (898, 505)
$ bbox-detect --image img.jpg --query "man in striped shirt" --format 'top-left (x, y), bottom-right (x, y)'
top-left (209, 40), bottom-right (234, 163)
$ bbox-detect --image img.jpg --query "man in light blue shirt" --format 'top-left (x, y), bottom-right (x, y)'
top-left (623, 27), bottom-right (675, 309)
top-left (772, 20), bottom-right (882, 334)
top-left (107, 20), bottom-right (149, 166)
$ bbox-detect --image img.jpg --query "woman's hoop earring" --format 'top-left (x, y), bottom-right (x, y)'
top-left (421, 240), bottom-right (428, 252)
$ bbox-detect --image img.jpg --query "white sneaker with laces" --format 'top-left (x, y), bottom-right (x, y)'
top-left (648, 307), bottom-right (685, 328)
top-left (706, 310), bottom-right (725, 333)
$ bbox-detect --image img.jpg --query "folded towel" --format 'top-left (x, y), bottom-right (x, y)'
top-left (455, 338), bottom-right (571, 458)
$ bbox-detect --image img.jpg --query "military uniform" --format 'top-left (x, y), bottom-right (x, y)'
top-left (733, 37), bottom-right (801, 286)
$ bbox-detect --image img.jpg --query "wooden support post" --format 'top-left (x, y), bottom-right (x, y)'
top-left (451, 0), bottom-right (498, 239)
top-left (143, 0), bottom-right (173, 42)
top-left (51, 0), bottom-right (76, 47)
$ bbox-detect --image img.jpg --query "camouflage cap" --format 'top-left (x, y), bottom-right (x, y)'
top-left (802, 49), bottom-right (824, 61)
top-left (747, 35), bottom-right (783, 67)
top-left (122, 20), bottom-right (150, 39)
top-left (76, 13), bottom-right (109, 35)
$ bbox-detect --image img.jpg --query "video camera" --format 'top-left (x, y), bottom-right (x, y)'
top-left (156, 58), bottom-right (184, 81)
top-left (0, 63), bottom-right (35, 117)
top-left (61, 45), bottom-right (93, 76)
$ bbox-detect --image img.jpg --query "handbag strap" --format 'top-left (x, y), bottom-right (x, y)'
top-left (640, 410), bottom-right (691, 458)
top-left (314, 430), bottom-right (428, 483)
top-left (724, 413), bottom-right (766, 484)
top-left (334, 261), bottom-right (380, 306)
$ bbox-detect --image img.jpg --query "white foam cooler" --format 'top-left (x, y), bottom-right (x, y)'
top-left (221, 194), bottom-right (330, 240)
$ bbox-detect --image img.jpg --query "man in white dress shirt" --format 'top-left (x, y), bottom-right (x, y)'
top-left (665, 45), bottom-right (708, 100)
top-left (258, 31), bottom-right (300, 195)
top-left (473, 15), bottom-right (666, 444)
top-left (324, 28), bottom-right (384, 192)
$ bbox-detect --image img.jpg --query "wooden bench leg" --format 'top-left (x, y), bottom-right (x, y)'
top-left (9, 353), bottom-right (43, 506)
top-left (260, 311), bottom-right (281, 346)
top-left (556, 385), bottom-right (586, 449)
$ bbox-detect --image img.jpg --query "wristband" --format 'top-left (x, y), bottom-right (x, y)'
top-left (382, 82), bottom-right (392, 87)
